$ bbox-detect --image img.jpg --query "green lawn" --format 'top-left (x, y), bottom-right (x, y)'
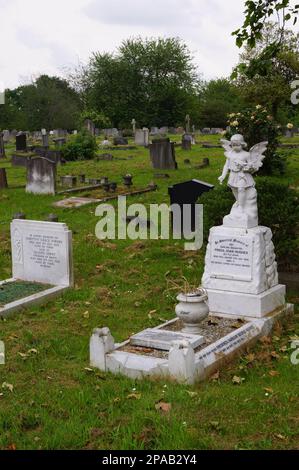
top-left (0, 134), bottom-right (298, 450)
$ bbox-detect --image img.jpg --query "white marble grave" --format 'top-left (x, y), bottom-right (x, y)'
top-left (0, 220), bottom-right (73, 317)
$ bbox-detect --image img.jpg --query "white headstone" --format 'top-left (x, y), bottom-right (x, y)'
top-left (11, 220), bottom-right (73, 287)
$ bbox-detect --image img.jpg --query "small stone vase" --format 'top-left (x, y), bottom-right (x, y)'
top-left (175, 289), bottom-right (209, 334)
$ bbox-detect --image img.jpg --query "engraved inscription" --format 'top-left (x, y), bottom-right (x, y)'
top-left (26, 233), bottom-right (63, 269)
top-left (210, 235), bottom-right (253, 280)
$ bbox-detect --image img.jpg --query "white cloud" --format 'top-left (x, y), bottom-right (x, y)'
top-left (0, 0), bottom-right (297, 89)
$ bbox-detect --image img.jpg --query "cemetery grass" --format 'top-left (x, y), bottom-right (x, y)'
top-left (0, 135), bottom-right (298, 450)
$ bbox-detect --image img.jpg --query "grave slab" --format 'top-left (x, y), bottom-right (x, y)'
top-left (130, 328), bottom-right (205, 351)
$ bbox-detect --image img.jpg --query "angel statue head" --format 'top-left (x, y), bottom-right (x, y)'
top-left (230, 134), bottom-right (247, 152)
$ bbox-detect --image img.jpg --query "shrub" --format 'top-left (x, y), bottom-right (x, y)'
top-left (225, 106), bottom-right (286, 175)
top-left (61, 129), bottom-right (97, 161)
top-left (122, 129), bottom-right (134, 138)
top-left (200, 179), bottom-right (299, 270)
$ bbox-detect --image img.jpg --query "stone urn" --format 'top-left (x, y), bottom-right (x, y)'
top-left (123, 174), bottom-right (133, 188)
top-left (175, 289), bottom-right (209, 334)
top-left (110, 182), bottom-right (117, 192)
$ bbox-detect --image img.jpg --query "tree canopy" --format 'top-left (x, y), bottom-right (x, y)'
top-left (78, 37), bottom-right (201, 128)
top-left (0, 75), bottom-right (81, 131)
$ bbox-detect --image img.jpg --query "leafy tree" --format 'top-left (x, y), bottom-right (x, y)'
top-left (77, 37), bottom-right (201, 127)
top-left (0, 75), bottom-right (81, 131)
top-left (233, 0), bottom-right (299, 49)
top-left (232, 23), bottom-right (299, 118)
top-left (198, 79), bottom-right (244, 127)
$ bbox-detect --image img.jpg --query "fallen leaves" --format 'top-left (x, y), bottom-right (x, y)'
top-left (2, 382), bottom-right (14, 392)
top-left (232, 376), bottom-right (245, 385)
top-left (127, 393), bottom-right (142, 400)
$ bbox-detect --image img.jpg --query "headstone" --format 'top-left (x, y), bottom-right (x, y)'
top-left (0, 132), bottom-right (5, 158)
top-left (182, 134), bottom-right (192, 151)
top-left (168, 179), bottom-right (214, 233)
top-left (0, 168), bottom-right (8, 189)
top-left (26, 157), bottom-right (56, 195)
top-left (42, 133), bottom-right (49, 148)
top-left (16, 132), bottom-right (27, 152)
top-left (159, 127), bottom-right (169, 134)
top-left (10, 219), bottom-right (73, 287)
top-left (149, 138), bottom-right (177, 170)
top-left (85, 119), bottom-right (95, 136)
top-left (150, 127), bottom-right (159, 135)
top-left (3, 130), bottom-right (10, 143)
top-left (185, 115), bottom-right (190, 134)
top-left (135, 128), bottom-right (149, 146)
top-left (60, 175), bottom-right (77, 188)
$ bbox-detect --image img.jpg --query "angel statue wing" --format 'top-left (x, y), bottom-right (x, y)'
top-left (220, 139), bottom-right (232, 159)
top-left (249, 142), bottom-right (268, 172)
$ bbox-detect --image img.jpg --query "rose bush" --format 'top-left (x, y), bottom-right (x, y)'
top-left (225, 105), bottom-right (286, 175)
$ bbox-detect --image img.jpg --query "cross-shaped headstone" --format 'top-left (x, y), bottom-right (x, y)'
top-left (131, 119), bottom-right (136, 133)
top-left (185, 114), bottom-right (190, 133)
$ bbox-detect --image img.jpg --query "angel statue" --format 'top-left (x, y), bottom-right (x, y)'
top-left (219, 134), bottom-right (268, 229)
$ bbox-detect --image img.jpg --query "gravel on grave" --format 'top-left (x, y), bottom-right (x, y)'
top-left (0, 281), bottom-right (52, 306)
top-left (121, 316), bottom-right (247, 359)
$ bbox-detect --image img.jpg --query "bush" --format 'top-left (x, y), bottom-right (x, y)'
top-left (122, 129), bottom-right (134, 138)
top-left (225, 106), bottom-right (286, 175)
top-left (200, 179), bottom-right (299, 270)
top-left (61, 130), bottom-right (97, 161)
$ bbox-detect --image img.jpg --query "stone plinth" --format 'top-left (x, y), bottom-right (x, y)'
top-left (202, 225), bottom-right (285, 318)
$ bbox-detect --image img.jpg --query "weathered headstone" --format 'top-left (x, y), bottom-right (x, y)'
top-left (135, 128), bottom-right (149, 146)
top-left (182, 134), bottom-right (192, 151)
top-left (3, 130), bottom-right (10, 143)
top-left (26, 157), bottom-right (56, 195)
top-left (149, 138), bottom-right (177, 170)
top-left (60, 175), bottom-right (77, 188)
top-left (16, 132), bottom-right (27, 152)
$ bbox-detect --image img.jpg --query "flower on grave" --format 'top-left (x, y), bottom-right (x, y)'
top-left (287, 123), bottom-right (294, 129)
top-left (231, 120), bottom-right (239, 127)
top-left (251, 115), bottom-right (255, 120)
top-left (256, 104), bottom-right (262, 110)
top-left (267, 115), bottom-right (273, 120)
top-left (228, 113), bottom-right (235, 118)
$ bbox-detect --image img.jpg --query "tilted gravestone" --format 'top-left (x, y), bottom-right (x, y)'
top-left (168, 179), bottom-right (214, 233)
top-left (16, 132), bottom-right (27, 152)
top-left (149, 138), bottom-right (177, 170)
top-left (0, 132), bottom-right (5, 158)
top-left (26, 157), bottom-right (56, 195)
top-left (3, 130), bottom-right (10, 143)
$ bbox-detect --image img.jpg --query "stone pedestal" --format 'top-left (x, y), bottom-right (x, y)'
top-left (202, 225), bottom-right (285, 319)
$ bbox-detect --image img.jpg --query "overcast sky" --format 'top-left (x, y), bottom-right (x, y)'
top-left (0, 0), bottom-right (283, 89)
